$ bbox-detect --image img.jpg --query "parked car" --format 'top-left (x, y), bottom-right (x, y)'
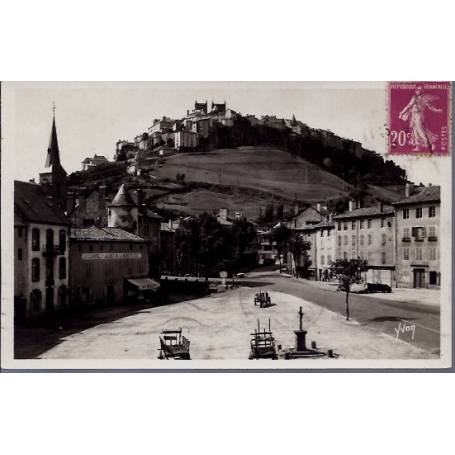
top-left (337, 282), bottom-right (366, 293)
top-left (366, 282), bottom-right (392, 293)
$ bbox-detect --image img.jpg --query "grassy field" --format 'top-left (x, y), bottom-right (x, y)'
top-left (154, 146), bottom-right (353, 202)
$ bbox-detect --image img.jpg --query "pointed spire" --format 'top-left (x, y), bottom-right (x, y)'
top-left (45, 106), bottom-right (62, 169)
top-left (109, 184), bottom-right (136, 207)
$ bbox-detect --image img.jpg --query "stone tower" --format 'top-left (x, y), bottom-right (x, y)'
top-left (107, 184), bottom-right (138, 233)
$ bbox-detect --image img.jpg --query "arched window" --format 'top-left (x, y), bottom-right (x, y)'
top-left (46, 228), bottom-right (54, 250)
top-left (59, 229), bottom-right (66, 252)
top-left (30, 289), bottom-right (42, 312)
top-left (32, 228), bottom-right (40, 251)
top-left (59, 257), bottom-right (66, 279)
top-left (31, 258), bottom-right (40, 282)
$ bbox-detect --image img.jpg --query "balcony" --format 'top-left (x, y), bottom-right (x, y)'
top-left (428, 236), bottom-right (438, 242)
top-left (42, 244), bottom-right (64, 256)
top-left (401, 237), bottom-right (411, 242)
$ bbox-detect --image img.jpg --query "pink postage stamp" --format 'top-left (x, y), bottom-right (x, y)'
top-left (388, 81), bottom-right (451, 155)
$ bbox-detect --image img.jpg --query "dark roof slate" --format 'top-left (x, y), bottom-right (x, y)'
top-left (334, 205), bottom-right (394, 220)
top-left (393, 186), bottom-right (440, 205)
top-left (70, 226), bottom-right (145, 242)
top-left (14, 180), bottom-right (70, 225)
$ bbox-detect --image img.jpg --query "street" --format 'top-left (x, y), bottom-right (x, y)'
top-left (14, 272), bottom-right (439, 360)
top-left (238, 271), bottom-right (440, 354)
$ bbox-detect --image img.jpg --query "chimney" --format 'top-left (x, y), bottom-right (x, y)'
top-left (78, 187), bottom-right (87, 212)
top-left (405, 182), bottom-right (410, 198)
top-left (99, 185), bottom-right (107, 211)
top-left (348, 200), bottom-right (354, 212)
top-left (294, 203), bottom-right (299, 215)
top-left (219, 208), bottom-right (228, 221)
top-left (316, 202), bottom-right (322, 212)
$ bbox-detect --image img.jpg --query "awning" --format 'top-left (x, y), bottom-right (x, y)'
top-left (127, 278), bottom-right (160, 291)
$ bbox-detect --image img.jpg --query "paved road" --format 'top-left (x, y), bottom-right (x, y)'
top-left (239, 274), bottom-right (440, 354)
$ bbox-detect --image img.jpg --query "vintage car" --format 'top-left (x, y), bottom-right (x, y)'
top-left (366, 282), bottom-right (392, 293)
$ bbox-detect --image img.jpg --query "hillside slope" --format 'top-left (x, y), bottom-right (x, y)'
top-left (155, 146), bottom-right (353, 202)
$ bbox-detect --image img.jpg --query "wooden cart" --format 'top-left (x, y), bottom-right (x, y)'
top-left (249, 319), bottom-right (278, 360)
top-left (158, 328), bottom-right (191, 360)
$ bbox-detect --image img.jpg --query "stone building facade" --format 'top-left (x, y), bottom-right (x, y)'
top-left (393, 186), bottom-right (441, 288)
top-left (333, 203), bottom-right (395, 286)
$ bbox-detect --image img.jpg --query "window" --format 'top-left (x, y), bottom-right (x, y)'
top-left (360, 220), bottom-right (364, 229)
top-left (367, 251), bottom-right (372, 261)
top-left (381, 233), bottom-right (386, 245)
top-left (344, 235), bottom-right (348, 245)
top-left (403, 227), bottom-right (410, 238)
top-left (381, 252), bottom-right (386, 264)
top-left (343, 252), bottom-right (347, 260)
top-left (343, 222), bottom-right (348, 231)
top-left (327, 255), bottom-right (331, 264)
top-left (429, 271), bottom-right (437, 285)
top-left (320, 230), bottom-right (323, 237)
top-left (18, 248), bottom-right (23, 261)
top-left (416, 208), bottom-right (422, 218)
top-left (129, 243), bottom-right (134, 250)
top-left (59, 230), bottom-right (66, 252)
top-left (403, 209), bottom-right (409, 219)
top-left (429, 247), bottom-right (436, 261)
top-left (359, 251), bottom-right (364, 259)
top-left (327, 230), bottom-right (331, 237)
top-left (367, 219), bottom-right (372, 229)
top-left (429, 206), bottom-right (436, 218)
top-left (338, 236), bottom-right (341, 246)
top-left (321, 255), bottom-right (325, 265)
top-left (46, 257), bottom-right (54, 282)
top-left (416, 248), bottom-right (423, 260)
top-left (46, 228), bottom-right (54, 249)
top-left (412, 227), bottom-right (426, 240)
top-left (337, 222), bottom-right (342, 230)
top-left (32, 228), bottom-right (40, 251)
top-left (381, 218), bottom-right (385, 228)
top-left (352, 235), bottom-right (356, 245)
top-left (429, 226), bottom-right (436, 238)
top-left (59, 257), bottom-right (66, 279)
top-left (32, 258), bottom-right (40, 282)
top-left (351, 252), bottom-right (356, 259)
top-left (368, 234), bottom-right (372, 245)
top-left (89, 245), bottom-right (93, 252)
top-left (360, 235), bottom-right (364, 246)
top-left (351, 221), bottom-right (356, 230)
top-left (403, 248), bottom-right (410, 260)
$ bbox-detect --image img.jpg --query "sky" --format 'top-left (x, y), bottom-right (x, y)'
top-left (3, 81), bottom-right (446, 185)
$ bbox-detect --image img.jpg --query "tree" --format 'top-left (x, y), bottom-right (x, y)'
top-left (287, 233), bottom-right (311, 277)
top-left (330, 258), bottom-right (368, 320)
top-left (271, 223), bottom-right (292, 271)
top-left (231, 218), bottom-right (258, 270)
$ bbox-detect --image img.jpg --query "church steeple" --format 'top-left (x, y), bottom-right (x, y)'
top-left (39, 104), bottom-right (67, 208)
top-left (45, 104), bottom-right (65, 173)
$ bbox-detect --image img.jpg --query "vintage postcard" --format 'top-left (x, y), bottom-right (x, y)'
top-left (0, 81), bottom-right (452, 370)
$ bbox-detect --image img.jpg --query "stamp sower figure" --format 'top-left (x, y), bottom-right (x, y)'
top-left (399, 86), bottom-right (443, 152)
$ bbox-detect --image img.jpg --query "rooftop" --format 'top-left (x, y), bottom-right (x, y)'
top-left (393, 186), bottom-right (441, 206)
top-left (109, 184), bottom-right (136, 207)
top-left (70, 226), bottom-right (145, 242)
top-left (334, 205), bottom-right (394, 220)
top-left (14, 180), bottom-right (70, 226)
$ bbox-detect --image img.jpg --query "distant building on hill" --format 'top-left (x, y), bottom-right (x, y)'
top-left (81, 154), bottom-right (108, 171)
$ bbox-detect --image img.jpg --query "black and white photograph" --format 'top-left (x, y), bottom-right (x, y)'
top-left (1, 82), bottom-right (451, 369)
